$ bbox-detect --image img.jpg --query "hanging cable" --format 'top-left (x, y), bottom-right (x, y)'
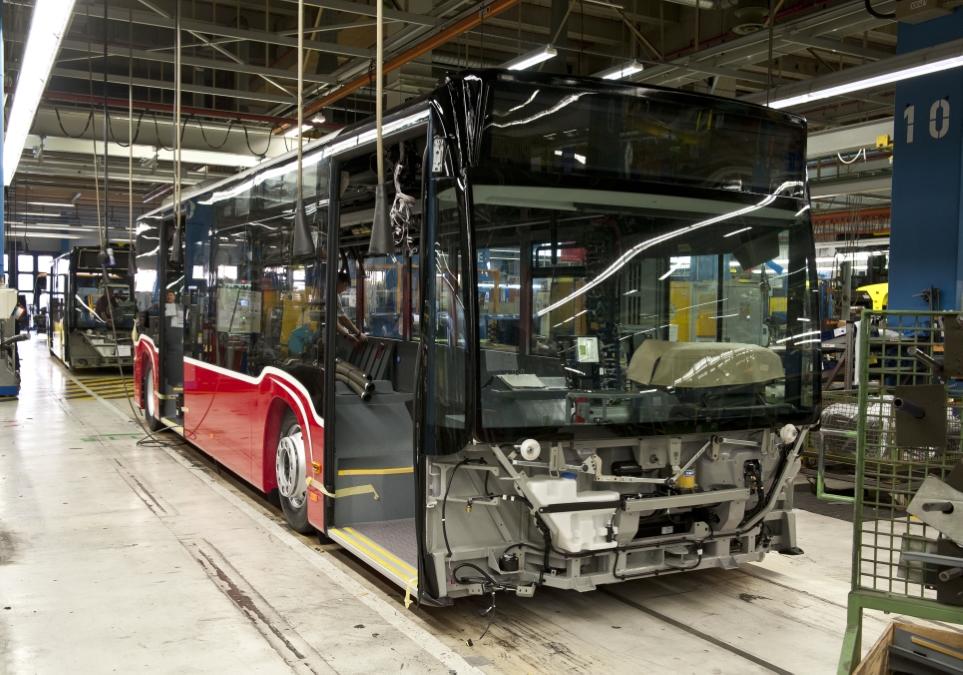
top-left (102, 0), bottom-right (110, 251)
top-left (242, 123), bottom-right (273, 157)
top-left (837, 148), bottom-right (866, 165)
top-left (151, 112), bottom-right (175, 152)
top-left (106, 108), bottom-right (146, 147)
top-left (194, 117), bottom-right (237, 150)
top-left (129, 6), bottom-right (134, 255)
top-left (54, 108), bottom-right (94, 139)
top-left (86, 4), bottom-right (104, 251)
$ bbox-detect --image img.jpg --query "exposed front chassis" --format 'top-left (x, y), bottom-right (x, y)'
top-left (425, 427), bottom-right (807, 599)
top-left (68, 330), bottom-right (134, 368)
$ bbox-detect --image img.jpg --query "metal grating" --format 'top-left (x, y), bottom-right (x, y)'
top-left (838, 311), bottom-right (963, 674)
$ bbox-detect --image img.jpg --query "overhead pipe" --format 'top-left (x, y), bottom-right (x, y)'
top-left (301, 0), bottom-right (523, 119)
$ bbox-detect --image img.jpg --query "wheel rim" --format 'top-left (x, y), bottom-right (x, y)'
top-left (146, 367), bottom-right (156, 418)
top-left (276, 425), bottom-right (307, 509)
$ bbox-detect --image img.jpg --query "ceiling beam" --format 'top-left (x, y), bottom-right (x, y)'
top-left (52, 68), bottom-right (296, 106)
top-left (80, 4), bottom-right (372, 59)
top-left (60, 39), bottom-right (334, 86)
top-left (781, 34), bottom-right (892, 61)
top-left (291, 0), bottom-right (439, 27)
top-left (304, 0), bottom-right (522, 117)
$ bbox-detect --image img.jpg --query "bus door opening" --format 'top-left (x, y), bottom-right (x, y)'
top-left (326, 139), bottom-right (425, 579)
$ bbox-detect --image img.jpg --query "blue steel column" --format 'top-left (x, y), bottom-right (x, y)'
top-left (887, 10), bottom-right (963, 310)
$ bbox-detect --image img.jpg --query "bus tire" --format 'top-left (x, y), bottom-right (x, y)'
top-left (276, 410), bottom-right (312, 534)
top-left (143, 363), bottom-right (163, 432)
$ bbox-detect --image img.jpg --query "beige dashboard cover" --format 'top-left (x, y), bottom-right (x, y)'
top-left (627, 340), bottom-right (783, 388)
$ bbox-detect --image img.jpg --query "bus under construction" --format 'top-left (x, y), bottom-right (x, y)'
top-left (49, 244), bottom-right (136, 369)
top-left (133, 69), bottom-right (819, 606)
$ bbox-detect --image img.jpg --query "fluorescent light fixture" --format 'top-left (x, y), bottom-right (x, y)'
top-left (501, 45), bottom-right (557, 71)
top-left (659, 264), bottom-right (682, 280)
top-left (764, 37), bottom-right (963, 110)
top-left (284, 124), bottom-right (313, 138)
top-left (26, 201), bottom-right (74, 208)
top-left (23, 211), bottom-right (65, 217)
top-left (7, 232), bottom-right (85, 239)
top-left (18, 224), bottom-right (98, 232)
top-left (593, 60), bottom-right (645, 80)
top-left (553, 149), bottom-right (587, 164)
top-left (3, 0), bottom-right (78, 186)
top-left (724, 226), bottom-right (752, 238)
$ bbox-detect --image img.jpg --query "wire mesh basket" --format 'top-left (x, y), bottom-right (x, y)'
top-left (838, 311), bottom-right (963, 674)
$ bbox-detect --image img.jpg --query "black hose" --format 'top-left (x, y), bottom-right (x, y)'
top-left (442, 459), bottom-right (470, 560)
top-left (864, 0), bottom-right (895, 19)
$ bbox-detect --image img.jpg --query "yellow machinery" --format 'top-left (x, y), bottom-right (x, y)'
top-left (856, 282), bottom-right (888, 311)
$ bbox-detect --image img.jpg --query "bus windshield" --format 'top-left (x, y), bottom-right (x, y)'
top-left (469, 178), bottom-right (817, 438)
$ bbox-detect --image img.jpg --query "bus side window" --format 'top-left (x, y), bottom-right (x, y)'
top-left (363, 255), bottom-right (403, 339)
top-left (425, 177), bottom-right (469, 451)
top-left (213, 228), bottom-right (256, 374)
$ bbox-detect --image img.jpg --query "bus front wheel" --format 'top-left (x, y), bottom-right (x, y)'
top-left (143, 363), bottom-right (163, 432)
top-left (276, 410), bottom-right (312, 533)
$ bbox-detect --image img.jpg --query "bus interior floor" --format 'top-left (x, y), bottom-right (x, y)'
top-left (347, 519), bottom-right (418, 569)
top-left (2, 336), bottom-right (957, 675)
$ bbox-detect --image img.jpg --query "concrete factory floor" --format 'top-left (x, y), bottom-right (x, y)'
top-left (1, 336), bottom-right (956, 675)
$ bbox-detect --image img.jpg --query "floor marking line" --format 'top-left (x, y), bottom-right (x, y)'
top-left (189, 539), bottom-right (338, 675)
top-left (78, 374), bottom-right (485, 675)
top-left (61, 369), bottom-right (134, 423)
top-left (599, 587), bottom-right (795, 675)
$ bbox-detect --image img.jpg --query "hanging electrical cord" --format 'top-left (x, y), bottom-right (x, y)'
top-left (78, 2), bottom-right (185, 450)
top-left (128, 7), bottom-right (133, 256)
top-left (837, 148), bottom-right (866, 165)
top-left (86, 4), bottom-right (104, 252)
top-left (106, 108), bottom-right (146, 147)
top-left (54, 108), bottom-right (94, 139)
top-left (194, 117), bottom-right (237, 150)
top-left (243, 123), bottom-right (274, 158)
top-left (442, 458), bottom-right (471, 561)
top-left (151, 112), bottom-right (175, 152)
top-left (451, 562), bottom-right (518, 643)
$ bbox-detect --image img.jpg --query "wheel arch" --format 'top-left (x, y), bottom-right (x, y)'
top-left (260, 396), bottom-right (297, 492)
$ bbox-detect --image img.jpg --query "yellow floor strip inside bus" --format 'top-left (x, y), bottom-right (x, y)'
top-left (337, 467), bottom-right (413, 476)
top-left (329, 527), bottom-right (417, 580)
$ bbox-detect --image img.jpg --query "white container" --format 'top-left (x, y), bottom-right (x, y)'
top-left (526, 475), bottom-right (619, 552)
top-left (0, 288), bottom-right (18, 317)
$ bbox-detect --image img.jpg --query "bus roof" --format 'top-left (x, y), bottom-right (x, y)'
top-left (137, 69), bottom-right (806, 222)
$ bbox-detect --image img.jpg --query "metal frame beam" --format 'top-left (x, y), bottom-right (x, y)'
top-left (59, 39), bottom-right (335, 86)
top-left (81, 4), bottom-right (372, 59)
top-left (633, 0), bottom-right (896, 91)
top-left (52, 68), bottom-right (296, 105)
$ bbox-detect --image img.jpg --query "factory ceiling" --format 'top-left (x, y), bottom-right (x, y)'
top-left (1, 0), bottom-right (907, 243)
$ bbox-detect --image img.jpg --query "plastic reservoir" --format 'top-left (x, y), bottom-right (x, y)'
top-left (526, 474), bottom-right (619, 552)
